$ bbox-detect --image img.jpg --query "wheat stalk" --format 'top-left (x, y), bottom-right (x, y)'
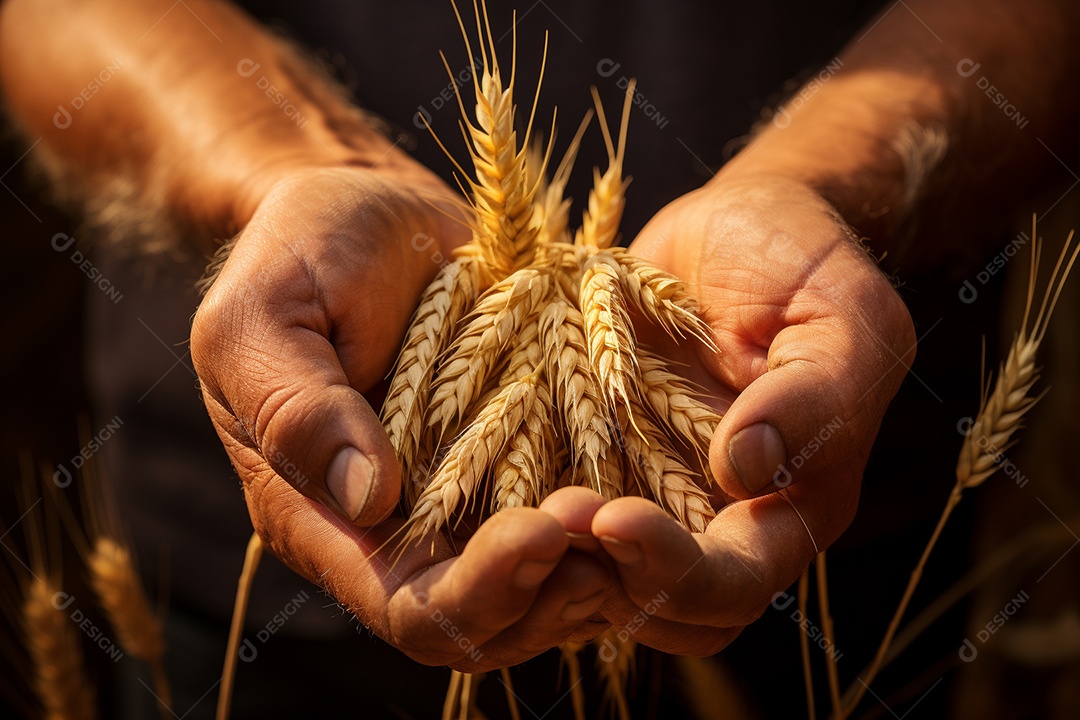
top-left (596, 627), bottom-right (635, 720)
top-left (840, 219), bottom-right (1079, 718)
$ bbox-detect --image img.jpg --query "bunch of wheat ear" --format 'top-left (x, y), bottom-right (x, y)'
top-left (379, 3), bottom-right (722, 718)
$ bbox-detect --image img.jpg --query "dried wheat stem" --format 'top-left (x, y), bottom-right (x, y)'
top-left (816, 553), bottom-right (841, 718)
top-left (595, 628), bottom-right (634, 720)
top-left (798, 570), bottom-right (817, 720)
top-left (24, 576), bottom-right (96, 720)
top-left (559, 641), bottom-right (587, 720)
top-left (217, 532), bottom-right (263, 720)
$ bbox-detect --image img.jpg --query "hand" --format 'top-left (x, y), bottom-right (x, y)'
top-left (191, 165), bottom-right (611, 669)
top-left (590, 175), bottom-right (917, 654)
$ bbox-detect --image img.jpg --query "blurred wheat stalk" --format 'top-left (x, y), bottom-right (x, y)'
top-left (805, 219), bottom-right (1079, 720)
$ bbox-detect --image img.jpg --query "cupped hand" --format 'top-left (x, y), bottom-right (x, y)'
top-left (191, 165), bottom-right (611, 669)
top-left (592, 175), bottom-right (917, 654)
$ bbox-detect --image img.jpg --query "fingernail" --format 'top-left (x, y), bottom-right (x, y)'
top-left (513, 560), bottom-right (557, 589)
top-left (327, 447), bottom-right (373, 522)
top-left (560, 590), bottom-right (605, 622)
top-left (599, 536), bottom-right (643, 566)
top-left (729, 422), bottom-right (787, 494)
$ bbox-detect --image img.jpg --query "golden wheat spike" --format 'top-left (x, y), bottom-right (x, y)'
top-left (575, 81), bottom-right (635, 250)
top-left (956, 219), bottom-right (1078, 488)
top-left (405, 372), bottom-right (541, 548)
top-left (580, 253), bottom-right (640, 426)
top-left (426, 268), bottom-right (551, 441)
top-left (619, 395), bottom-right (715, 533)
top-left (539, 298), bottom-right (621, 499)
top-left (637, 350), bottom-right (721, 474)
top-left (24, 576), bottom-right (97, 720)
top-left (88, 537), bottom-right (169, 699)
top-left (382, 256), bottom-right (480, 495)
top-left (610, 248), bottom-right (719, 351)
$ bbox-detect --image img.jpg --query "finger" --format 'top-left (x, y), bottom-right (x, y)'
top-left (386, 508), bottom-right (569, 665)
top-left (538, 486), bottom-right (609, 554)
top-left (192, 235), bottom-right (401, 526)
top-left (453, 550), bottom-right (612, 672)
top-left (592, 493), bottom-right (820, 629)
top-left (709, 243), bottom-right (916, 500)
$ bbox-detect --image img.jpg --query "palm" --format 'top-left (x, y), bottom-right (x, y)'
top-left (588, 176), bottom-right (917, 654)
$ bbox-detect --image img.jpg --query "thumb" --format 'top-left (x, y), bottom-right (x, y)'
top-left (709, 295), bottom-right (915, 504)
top-left (192, 286), bottom-right (401, 528)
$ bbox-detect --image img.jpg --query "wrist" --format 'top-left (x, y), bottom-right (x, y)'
top-left (715, 73), bottom-right (956, 246)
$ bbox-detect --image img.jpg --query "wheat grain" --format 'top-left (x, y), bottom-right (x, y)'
top-left (24, 576), bottom-right (96, 720)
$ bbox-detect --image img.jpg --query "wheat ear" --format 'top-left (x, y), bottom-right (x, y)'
top-left (637, 350), bottom-right (721, 473)
top-left (426, 268), bottom-right (551, 440)
top-left (575, 81), bottom-right (635, 250)
top-left (406, 372), bottom-right (541, 550)
top-left (538, 112), bottom-right (593, 248)
top-left (24, 576), bottom-right (96, 720)
top-left (88, 537), bottom-right (169, 713)
top-left (441, 2), bottom-right (549, 274)
top-left (841, 219), bottom-right (1079, 718)
top-left (580, 253), bottom-right (640, 428)
top-left (492, 374), bottom-right (552, 512)
top-left (539, 298), bottom-right (621, 499)
top-left (619, 396), bottom-right (715, 533)
top-left (383, 257), bottom-right (479, 494)
top-left (595, 627), bottom-right (635, 720)
top-left (611, 249), bottom-right (719, 351)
